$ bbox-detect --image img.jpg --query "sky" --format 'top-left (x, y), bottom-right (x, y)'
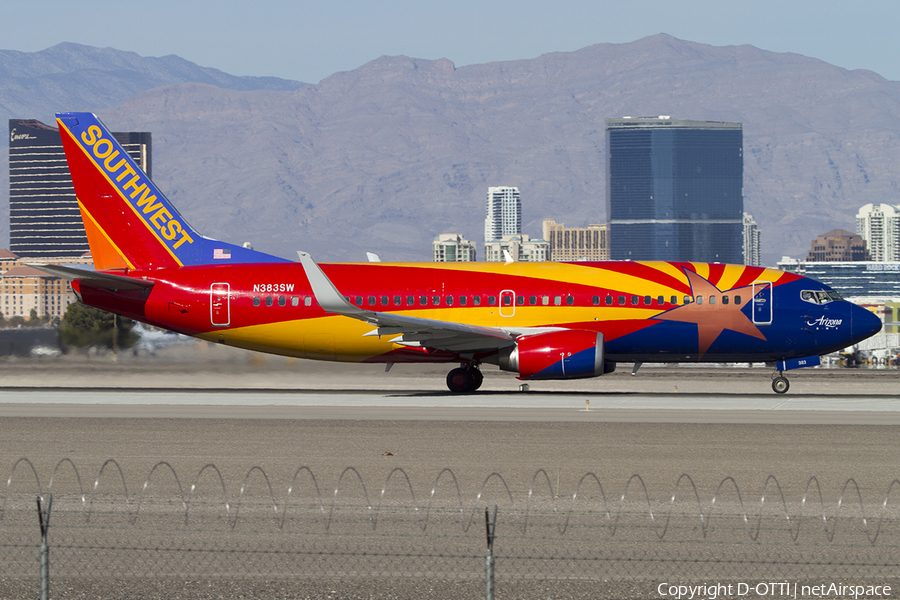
top-left (3, 0), bottom-right (899, 84)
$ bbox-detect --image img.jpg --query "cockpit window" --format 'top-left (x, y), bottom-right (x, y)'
top-left (801, 289), bottom-right (842, 305)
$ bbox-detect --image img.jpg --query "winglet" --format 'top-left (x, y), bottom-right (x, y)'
top-left (296, 251), bottom-right (365, 316)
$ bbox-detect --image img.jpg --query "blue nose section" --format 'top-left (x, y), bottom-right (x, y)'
top-left (851, 304), bottom-right (882, 342)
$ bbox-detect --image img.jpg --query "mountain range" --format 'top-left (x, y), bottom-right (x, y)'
top-left (3, 36), bottom-right (900, 266)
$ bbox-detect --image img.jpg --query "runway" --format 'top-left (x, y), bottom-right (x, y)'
top-left (2, 358), bottom-right (898, 493)
top-left (3, 359), bottom-right (900, 598)
top-left (2, 384), bottom-right (900, 424)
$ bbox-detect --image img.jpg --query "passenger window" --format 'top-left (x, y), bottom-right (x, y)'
top-left (592, 296), bottom-right (600, 306)
top-left (566, 295), bottom-right (574, 306)
top-left (618, 295), bottom-right (626, 305)
top-left (474, 296), bottom-right (482, 306)
top-left (488, 296), bottom-right (496, 306)
top-left (709, 296), bottom-right (716, 305)
top-left (696, 295), bottom-right (703, 305)
top-left (304, 296), bottom-right (312, 306)
top-left (722, 295), bottom-right (729, 305)
top-left (684, 296), bottom-right (691, 304)
top-left (631, 295), bottom-right (639, 306)
top-left (657, 296), bottom-right (664, 305)
top-left (735, 295), bottom-right (742, 304)
top-left (530, 295), bottom-right (538, 305)
top-left (432, 296), bottom-right (440, 305)
top-left (253, 297), bottom-right (260, 307)
top-left (671, 296), bottom-right (678, 305)
top-left (644, 295), bottom-right (652, 305)
top-left (265, 297), bottom-right (273, 307)
top-left (460, 296), bottom-right (467, 306)
top-left (394, 296), bottom-right (401, 306)
top-left (355, 296), bottom-right (363, 306)
top-left (419, 296), bottom-right (427, 306)
top-left (543, 295), bottom-right (550, 305)
top-left (291, 297), bottom-right (299, 307)
top-left (446, 296), bottom-right (454, 306)
top-left (278, 296), bottom-right (286, 307)
top-left (381, 296), bottom-right (388, 305)
top-left (516, 295), bottom-right (525, 306)
top-left (407, 296), bottom-right (415, 306)
top-left (605, 295), bottom-right (613, 306)
top-left (554, 296), bottom-right (562, 306)
top-left (502, 296), bottom-right (512, 306)
top-left (368, 296), bottom-right (376, 306)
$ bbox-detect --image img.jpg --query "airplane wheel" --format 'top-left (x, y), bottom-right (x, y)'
top-left (470, 369), bottom-right (484, 391)
top-left (447, 368), bottom-right (474, 393)
top-left (772, 376), bottom-right (790, 394)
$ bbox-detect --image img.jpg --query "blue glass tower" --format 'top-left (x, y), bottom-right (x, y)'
top-left (606, 117), bottom-right (743, 263)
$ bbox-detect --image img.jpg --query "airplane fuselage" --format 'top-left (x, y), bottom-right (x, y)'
top-left (73, 260), bottom-right (878, 369)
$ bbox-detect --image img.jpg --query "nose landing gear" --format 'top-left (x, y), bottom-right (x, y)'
top-left (771, 370), bottom-right (790, 394)
top-left (446, 364), bottom-right (484, 393)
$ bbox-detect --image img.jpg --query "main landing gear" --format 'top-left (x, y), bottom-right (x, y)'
top-left (771, 370), bottom-right (790, 394)
top-left (446, 364), bottom-right (484, 393)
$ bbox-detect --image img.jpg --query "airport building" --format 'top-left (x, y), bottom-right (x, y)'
top-left (742, 212), bottom-right (761, 266)
top-left (805, 229), bottom-right (870, 262)
top-left (542, 219), bottom-right (609, 261)
top-left (484, 234), bottom-right (549, 263)
top-left (606, 116), bottom-right (744, 263)
top-left (9, 118), bottom-right (151, 259)
top-left (777, 258), bottom-right (900, 301)
top-left (432, 233), bottom-right (477, 262)
top-left (857, 203), bottom-right (900, 262)
top-left (484, 186), bottom-right (521, 245)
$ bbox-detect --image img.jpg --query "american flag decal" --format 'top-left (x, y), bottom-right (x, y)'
top-left (213, 248), bottom-right (231, 260)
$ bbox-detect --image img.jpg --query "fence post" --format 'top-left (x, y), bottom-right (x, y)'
top-left (37, 495), bottom-right (52, 600)
top-left (485, 505), bottom-right (497, 600)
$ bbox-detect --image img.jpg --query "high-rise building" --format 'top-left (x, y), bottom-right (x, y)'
top-left (433, 233), bottom-right (476, 262)
top-left (857, 203), bottom-right (900, 262)
top-left (484, 186), bottom-right (521, 244)
top-left (9, 118), bottom-right (151, 259)
top-left (542, 219), bottom-right (609, 261)
top-left (742, 212), bottom-right (761, 266)
top-left (806, 229), bottom-right (870, 262)
top-left (606, 116), bottom-right (743, 263)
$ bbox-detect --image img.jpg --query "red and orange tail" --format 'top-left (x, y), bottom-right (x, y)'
top-left (56, 112), bottom-right (287, 271)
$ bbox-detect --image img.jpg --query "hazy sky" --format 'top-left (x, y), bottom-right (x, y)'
top-left (4, 0), bottom-right (899, 84)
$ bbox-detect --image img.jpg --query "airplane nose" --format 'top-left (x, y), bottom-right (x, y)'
top-left (852, 303), bottom-right (882, 342)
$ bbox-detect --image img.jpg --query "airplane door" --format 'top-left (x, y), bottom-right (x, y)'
top-left (752, 281), bottom-right (772, 325)
top-left (499, 289), bottom-right (516, 317)
top-left (210, 283), bottom-right (230, 327)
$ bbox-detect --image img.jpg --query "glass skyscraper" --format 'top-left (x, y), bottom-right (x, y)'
top-left (606, 117), bottom-right (743, 263)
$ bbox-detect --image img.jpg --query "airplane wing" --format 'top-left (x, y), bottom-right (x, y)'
top-left (27, 263), bottom-right (155, 291)
top-left (297, 252), bottom-right (549, 353)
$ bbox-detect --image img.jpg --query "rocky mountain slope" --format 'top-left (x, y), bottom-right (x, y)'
top-left (5, 36), bottom-right (900, 265)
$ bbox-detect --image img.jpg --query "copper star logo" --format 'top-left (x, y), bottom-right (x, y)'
top-left (653, 269), bottom-right (767, 358)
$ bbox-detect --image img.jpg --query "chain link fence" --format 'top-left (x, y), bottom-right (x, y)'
top-left (3, 459), bottom-right (900, 599)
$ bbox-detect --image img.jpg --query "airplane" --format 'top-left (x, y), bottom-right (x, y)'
top-left (37, 112), bottom-right (882, 395)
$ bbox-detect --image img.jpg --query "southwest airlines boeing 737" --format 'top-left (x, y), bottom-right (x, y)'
top-left (36, 112), bottom-right (881, 394)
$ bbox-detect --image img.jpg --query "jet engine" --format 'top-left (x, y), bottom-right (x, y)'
top-left (498, 330), bottom-right (614, 380)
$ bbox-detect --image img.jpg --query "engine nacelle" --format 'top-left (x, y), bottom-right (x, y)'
top-left (499, 330), bottom-right (611, 380)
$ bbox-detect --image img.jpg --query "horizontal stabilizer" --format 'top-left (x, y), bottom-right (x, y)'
top-left (27, 263), bottom-right (154, 291)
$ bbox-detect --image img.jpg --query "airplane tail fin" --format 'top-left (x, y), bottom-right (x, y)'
top-left (56, 112), bottom-right (286, 271)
